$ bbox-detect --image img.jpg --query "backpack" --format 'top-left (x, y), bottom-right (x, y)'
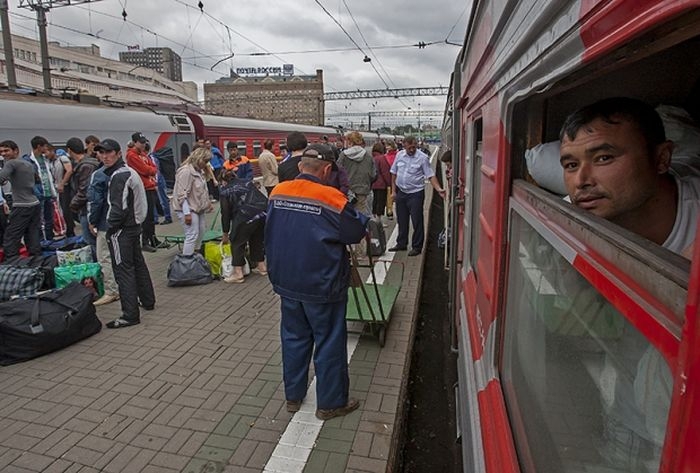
top-left (220, 178), bottom-right (268, 223)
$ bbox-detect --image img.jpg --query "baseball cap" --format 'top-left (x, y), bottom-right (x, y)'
top-left (65, 137), bottom-right (85, 154)
top-left (131, 132), bottom-right (147, 143)
top-left (94, 139), bottom-right (121, 153)
top-left (302, 144), bottom-right (334, 162)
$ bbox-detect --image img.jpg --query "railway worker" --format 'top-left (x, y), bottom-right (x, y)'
top-left (84, 135), bottom-right (100, 160)
top-left (222, 142), bottom-right (253, 181)
top-left (67, 137), bottom-right (99, 254)
top-left (265, 146), bottom-right (368, 420)
top-left (48, 145), bottom-right (74, 238)
top-left (337, 131), bottom-right (376, 216)
top-left (126, 132), bottom-right (159, 252)
top-left (257, 139), bottom-right (279, 195)
top-left (23, 136), bottom-right (57, 241)
top-left (171, 147), bottom-right (213, 256)
top-left (95, 138), bottom-right (155, 328)
top-left (559, 96), bottom-right (699, 257)
top-left (389, 135), bottom-right (446, 256)
top-left (0, 140), bottom-right (42, 257)
top-left (277, 131), bottom-right (308, 182)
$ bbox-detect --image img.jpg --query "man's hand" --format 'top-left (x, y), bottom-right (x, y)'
top-left (1, 203), bottom-right (8, 215)
top-left (57, 183), bottom-right (64, 193)
top-left (221, 233), bottom-right (229, 244)
top-left (88, 223), bottom-right (97, 236)
top-left (184, 214), bottom-right (192, 225)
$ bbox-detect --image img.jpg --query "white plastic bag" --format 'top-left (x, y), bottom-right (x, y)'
top-left (220, 242), bottom-right (234, 279)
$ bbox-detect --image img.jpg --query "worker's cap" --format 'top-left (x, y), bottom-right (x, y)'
top-left (131, 132), bottom-right (147, 144)
top-left (302, 144), bottom-right (335, 162)
top-left (94, 138), bottom-right (121, 153)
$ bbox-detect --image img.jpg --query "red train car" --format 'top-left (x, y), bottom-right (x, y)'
top-left (186, 113), bottom-right (342, 159)
top-left (444, 1), bottom-right (700, 472)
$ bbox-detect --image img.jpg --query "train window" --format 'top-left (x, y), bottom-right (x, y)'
top-left (253, 140), bottom-right (262, 158)
top-left (468, 119), bottom-right (483, 272)
top-left (237, 141), bottom-right (247, 157)
top-left (501, 210), bottom-right (671, 473)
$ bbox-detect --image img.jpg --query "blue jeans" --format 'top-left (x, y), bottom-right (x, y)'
top-left (79, 213), bottom-right (97, 260)
top-left (280, 296), bottom-right (349, 409)
top-left (394, 189), bottom-right (425, 250)
top-left (39, 197), bottom-right (54, 241)
top-left (154, 174), bottom-right (171, 222)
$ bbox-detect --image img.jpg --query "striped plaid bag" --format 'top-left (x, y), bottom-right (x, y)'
top-left (0, 265), bottom-right (44, 301)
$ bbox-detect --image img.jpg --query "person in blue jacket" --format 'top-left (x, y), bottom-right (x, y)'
top-left (265, 146), bottom-right (368, 421)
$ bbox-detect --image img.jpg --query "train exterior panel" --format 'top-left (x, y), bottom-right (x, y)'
top-left (448, 1), bottom-right (700, 472)
top-left (187, 113), bottom-right (342, 158)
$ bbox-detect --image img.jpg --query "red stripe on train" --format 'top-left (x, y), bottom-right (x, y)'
top-left (478, 380), bottom-right (519, 472)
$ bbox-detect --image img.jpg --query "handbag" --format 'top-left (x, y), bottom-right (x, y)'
top-left (0, 282), bottom-right (102, 366)
top-left (167, 253), bottom-right (213, 286)
top-left (0, 265), bottom-right (44, 301)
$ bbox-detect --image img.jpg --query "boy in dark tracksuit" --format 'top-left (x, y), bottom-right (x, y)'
top-left (95, 139), bottom-right (155, 328)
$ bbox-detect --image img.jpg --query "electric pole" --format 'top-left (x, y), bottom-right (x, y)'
top-left (0, 0), bottom-right (17, 89)
top-left (18, 0), bottom-right (104, 93)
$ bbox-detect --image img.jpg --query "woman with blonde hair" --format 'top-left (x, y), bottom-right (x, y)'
top-left (171, 147), bottom-right (214, 255)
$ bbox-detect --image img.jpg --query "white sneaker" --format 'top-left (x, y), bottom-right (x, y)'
top-left (94, 293), bottom-right (120, 306)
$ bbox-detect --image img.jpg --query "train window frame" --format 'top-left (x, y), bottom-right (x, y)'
top-left (501, 193), bottom-right (678, 472)
top-left (237, 141), bottom-right (247, 157)
top-left (467, 118), bottom-right (483, 274)
top-left (253, 140), bottom-right (262, 158)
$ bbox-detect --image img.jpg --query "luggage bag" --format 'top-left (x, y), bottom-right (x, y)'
top-left (167, 253), bottom-right (213, 286)
top-left (367, 217), bottom-right (386, 257)
top-left (0, 282), bottom-right (102, 366)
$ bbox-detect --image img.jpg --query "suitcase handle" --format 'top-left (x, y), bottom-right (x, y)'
top-left (27, 288), bottom-right (81, 333)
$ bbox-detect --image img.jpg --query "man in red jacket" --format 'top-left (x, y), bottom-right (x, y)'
top-left (126, 132), bottom-right (161, 252)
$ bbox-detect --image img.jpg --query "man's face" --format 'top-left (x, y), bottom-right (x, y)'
top-left (134, 140), bottom-right (146, 152)
top-left (559, 117), bottom-right (668, 223)
top-left (205, 140), bottom-right (212, 150)
top-left (86, 141), bottom-right (96, 154)
top-left (228, 147), bottom-right (238, 160)
top-left (45, 148), bottom-right (56, 160)
top-left (99, 150), bottom-right (121, 168)
top-left (0, 146), bottom-right (18, 160)
top-left (405, 142), bottom-right (417, 156)
top-left (35, 144), bottom-right (49, 156)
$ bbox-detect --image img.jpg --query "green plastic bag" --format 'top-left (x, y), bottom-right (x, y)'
top-left (54, 262), bottom-right (104, 298)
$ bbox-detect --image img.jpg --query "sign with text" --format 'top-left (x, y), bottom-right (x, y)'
top-left (236, 64), bottom-right (294, 77)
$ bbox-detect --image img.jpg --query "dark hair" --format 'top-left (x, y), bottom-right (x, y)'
top-left (403, 136), bottom-right (417, 145)
top-left (560, 97), bottom-right (666, 155)
top-left (84, 135), bottom-right (100, 145)
top-left (371, 142), bottom-right (386, 154)
top-left (264, 139), bottom-right (274, 150)
top-left (0, 140), bottom-right (18, 151)
top-left (287, 131), bottom-right (308, 152)
top-left (226, 141), bottom-right (237, 150)
top-left (66, 137), bottom-right (85, 154)
top-left (31, 136), bottom-right (49, 149)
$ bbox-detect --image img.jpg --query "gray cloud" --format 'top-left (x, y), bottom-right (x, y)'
top-left (9, 0), bottom-right (468, 121)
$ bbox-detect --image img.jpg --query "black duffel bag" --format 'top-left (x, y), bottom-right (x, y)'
top-left (0, 282), bottom-right (102, 366)
top-left (167, 253), bottom-right (213, 287)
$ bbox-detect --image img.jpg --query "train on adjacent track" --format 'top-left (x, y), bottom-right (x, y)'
top-left (441, 1), bottom-right (700, 472)
top-left (0, 93), bottom-right (401, 186)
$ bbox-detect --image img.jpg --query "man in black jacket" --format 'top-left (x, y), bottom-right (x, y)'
top-left (95, 139), bottom-right (155, 329)
top-left (67, 137), bottom-right (99, 253)
top-left (277, 132), bottom-right (308, 183)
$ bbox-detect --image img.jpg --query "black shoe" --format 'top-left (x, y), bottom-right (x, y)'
top-left (408, 248), bottom-right (422, 256)
top-left (142, 244), bottom-right (156, 253)
top-left (388, 246), bottom-right (407, 252)
top-left (139, 302), bottom-right (155, 311)
top-left (161, 218), bottom-right (173, 225)
top-left (315, 398), bottom-right (360, 420)
top-left (106, 318), bottom-right (140, 329)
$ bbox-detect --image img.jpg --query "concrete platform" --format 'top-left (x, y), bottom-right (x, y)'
top-left (0, 209), bottom-right (430, 472)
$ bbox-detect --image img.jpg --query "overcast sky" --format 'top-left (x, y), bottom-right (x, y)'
top-left (7, 0), bottom-right (470, 128)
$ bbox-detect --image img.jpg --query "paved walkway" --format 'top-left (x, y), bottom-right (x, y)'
top-left (0, 206), bottom-right (430, 472)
